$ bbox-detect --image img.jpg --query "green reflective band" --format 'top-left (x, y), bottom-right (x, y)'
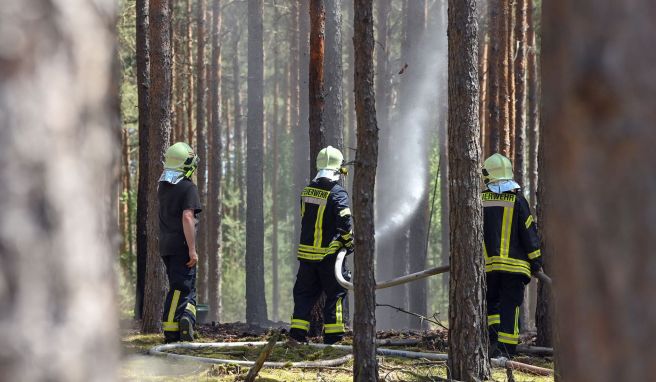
top-left (525, 215), bottom-right (534, 229)
top-left (486, 264), bottom-right (531, 278)
top-left (528, 249), bottom-right (542, 260)
top-left (167, 290), bottom-right (181, 324)
top-left (339, 208), bottom-right (351, 217)
top-left (185, 303), bottom-right (196, 318)
top-left (336, 297), bottom-right (343, 326)
top-left (500, 206), bottom-right (514, 258)
top-left (340, 232), bottom-right (353, 240)
top-left (313, 204), bottom-right (326, 247)
top-left (163, 322), bottom-right (179, 332)
top-left (291, 319), bottom-right (310, 331)
top-left (514, 307), bottom-right (520, 337)
top-left (324, 323), bottom-right (345, 334)
top-left (498, 332), bottom-right (519, 345)
top-left (488, 314), bottom-right (500, 326)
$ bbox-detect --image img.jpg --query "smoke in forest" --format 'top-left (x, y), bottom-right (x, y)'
top-left (375, 11), bottom-right (447, 242)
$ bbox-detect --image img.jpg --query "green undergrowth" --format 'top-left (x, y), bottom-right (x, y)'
top-left (121, 333), bottom-right (554, 381)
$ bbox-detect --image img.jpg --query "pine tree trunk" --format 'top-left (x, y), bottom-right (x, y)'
top-left (246, 0), bottom-right (268, 325)
top-left (479, 33), bottom-right (489, 157)
top-left (505, 2), bottom-right (515, 159)
top-left (195, 0), bottom-right (208, 303)
top-left (135, 0), bottom-right (150, 321)
top-left (526, 0), bottom-right (539, 210)
top-left (352, 1), bottom-right (379, 379)
top-left (208, 0), bottom-right (223, 323)
top-left (325, 0), bottom-right (344, 150)
top-left (232, 31), bottom-right (245, 222)
top-left (487, 0), bottom-right (506, 154)
top-left (0, 2), bottom-right (119, 380)
top-left (186, 0), bottom-right (194, 145)
top-left (271, 46), bottom-right (280, 322)
top-left (290, 0), bottom-right (304, 267)
top-left (308, 0), bottom-right (326, 176)
top-left (513, 0), bottom-right (528, 187)
top-left (446, 0), bottom-right (490, 379)
top-left (142, 0), bottom-right (172, 334)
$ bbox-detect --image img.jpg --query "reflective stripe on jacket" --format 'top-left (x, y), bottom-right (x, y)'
top-left (482, 189), bottom-right (542, 279)
top-left (298, 179), bottom-right (352, 261)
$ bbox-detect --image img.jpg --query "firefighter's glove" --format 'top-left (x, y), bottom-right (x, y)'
top-left (338, 230), bottom-right (354, 254)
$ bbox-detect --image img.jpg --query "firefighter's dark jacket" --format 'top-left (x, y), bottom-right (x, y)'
top-left (297, 178), bottom-right (352, 261)
top-left (482, 188), bottom-right (542, 280)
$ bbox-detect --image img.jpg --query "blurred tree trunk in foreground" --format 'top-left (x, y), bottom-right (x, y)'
top-left (0, 0), bottom-right (120, 380)
top-left (543, 0), bottom-right (656, 380)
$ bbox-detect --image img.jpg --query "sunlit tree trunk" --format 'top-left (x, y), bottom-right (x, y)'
top-left (135, 0), bottom-right (150, 320)
top-left (207, 0), bottom-right (223, 323)
top-left (246, 0), bottom-right (268, 324)
top-left (325, 0), bottom-right (344, 150)
top-left (0, 2), bottom-right (119, 380)
top-left (447, 0), bottom-right (490, 379)
top-left (309, 0), bottom-right (326, 176)
top-left (142, 0), bottom-right (172, 334)
top-left (194, 0), bottom-right (208, 303)
top-left (352, 0), bottom-right (379, 379)
top-left (526, 0), bottom-right (539, 210)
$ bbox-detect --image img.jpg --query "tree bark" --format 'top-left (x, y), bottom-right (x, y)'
top-left (232, 28), bottom-right (245, 222)
top-left (271, 50), bottom-right (280, 322)
top-left (543, 1), bottom-right (656, 380)
top-left (513, 0), bottom-right (528, 187)
top-left (353, 0), bottom-right (379, 380)
top-left (135, 0), bottom-right (150, 320)
top-left (308, 0), bottom-right (326, 176)
top-left (446, 0), bottom-right (490, 380)
top-left (526, 0), bottom-right (539, 210)
top-left (487, 0), bottom-right (508, 155)
top-left (195, 0), bottom-right (209, 303)
top-left (0, 1), bottom-right (119, 380)
top-left (208, 0), bottom-right (223, 323)
top-left (325, 0), bottom-right (344, 150)
top-left (142, 0), bottom-right (173, 334)
top-left (246, 0), bottom-right (268, 324)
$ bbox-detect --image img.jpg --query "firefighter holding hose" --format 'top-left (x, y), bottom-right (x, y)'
top-left (289, 146), bottom-right (353, 345)
top-left (482, 153), bottom-right (543, 358)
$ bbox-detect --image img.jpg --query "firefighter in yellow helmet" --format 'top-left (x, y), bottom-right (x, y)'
top-left (158, 142), bottom-right (201, 343)
top-left (289, 146), bottom-right (353, 344)
top-left (482, 153), bottom-right (543, 358)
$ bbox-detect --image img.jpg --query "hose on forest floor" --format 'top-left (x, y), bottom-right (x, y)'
top-left (149, 341), bottom-right (552, 376)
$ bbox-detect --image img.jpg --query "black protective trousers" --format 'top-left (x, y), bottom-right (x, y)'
top-left (290, 253), bottom-right (348, 343)
top-left (162, 254), bottom-right (197, 342)
top-left (486, 272), bottom-right (526, 355)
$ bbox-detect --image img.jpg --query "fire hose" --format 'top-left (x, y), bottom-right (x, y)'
top-left (334, 249), bottom-right (552, 291)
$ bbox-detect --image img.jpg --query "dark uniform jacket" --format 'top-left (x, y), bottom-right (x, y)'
top-left (482, 189), bottom-right (542, 280)
top-left (297, 178), bottom-right (352, 261)
top-left (158, 178), bottom-right (202, 257)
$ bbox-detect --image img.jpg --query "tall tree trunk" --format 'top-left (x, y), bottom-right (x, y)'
top-left (142, 0), bottom-right (173, 334)
top-left (513, 0), bottom-right (530, 332)
top-left (271, 51), bottom-right (280, 322)
top-left (373, 0), bottom-right (393, 330)
top-left (505, 2), bottom-right (515, 159)
top-left (352, 1), bottom-right (379, 379)
top-left (446, 0), bottom-right (490, 379)
top-left (526, 0), bottom-right (539, 210)
top-left (479, 33), bottom-right (489, 157)
top-left (487, 0), bottom-right (509, 155)
top-left (135, 0), bottom-right (150, 320)
top-left (308, 0), bottom-right (328, 336)
top-left (0, 1), bottom-right (119, 379)
top-left (195, 0), bottom-right (208, 303)
top-left (186, 0), bottom-right (194, 145)
top-left (208, 0), bottom-right (223, 323)
top-left (325, 0), bottom-right (344, 150)
top-left (232, 29), bottom-right (245, 222)
top-left (544, 1), bottom-right (656, 380)
top-left (290, 0), bottom-right (303, 267)
top-left (309, 0), bottom-right (326, 176)
top-left (513, 0), bottom-right (528, 187)
top-left (246, 0), bottom-right (268, 325)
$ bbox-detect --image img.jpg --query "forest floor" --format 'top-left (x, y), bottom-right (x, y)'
top-left (120, 321), bottom-right (554, 381)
